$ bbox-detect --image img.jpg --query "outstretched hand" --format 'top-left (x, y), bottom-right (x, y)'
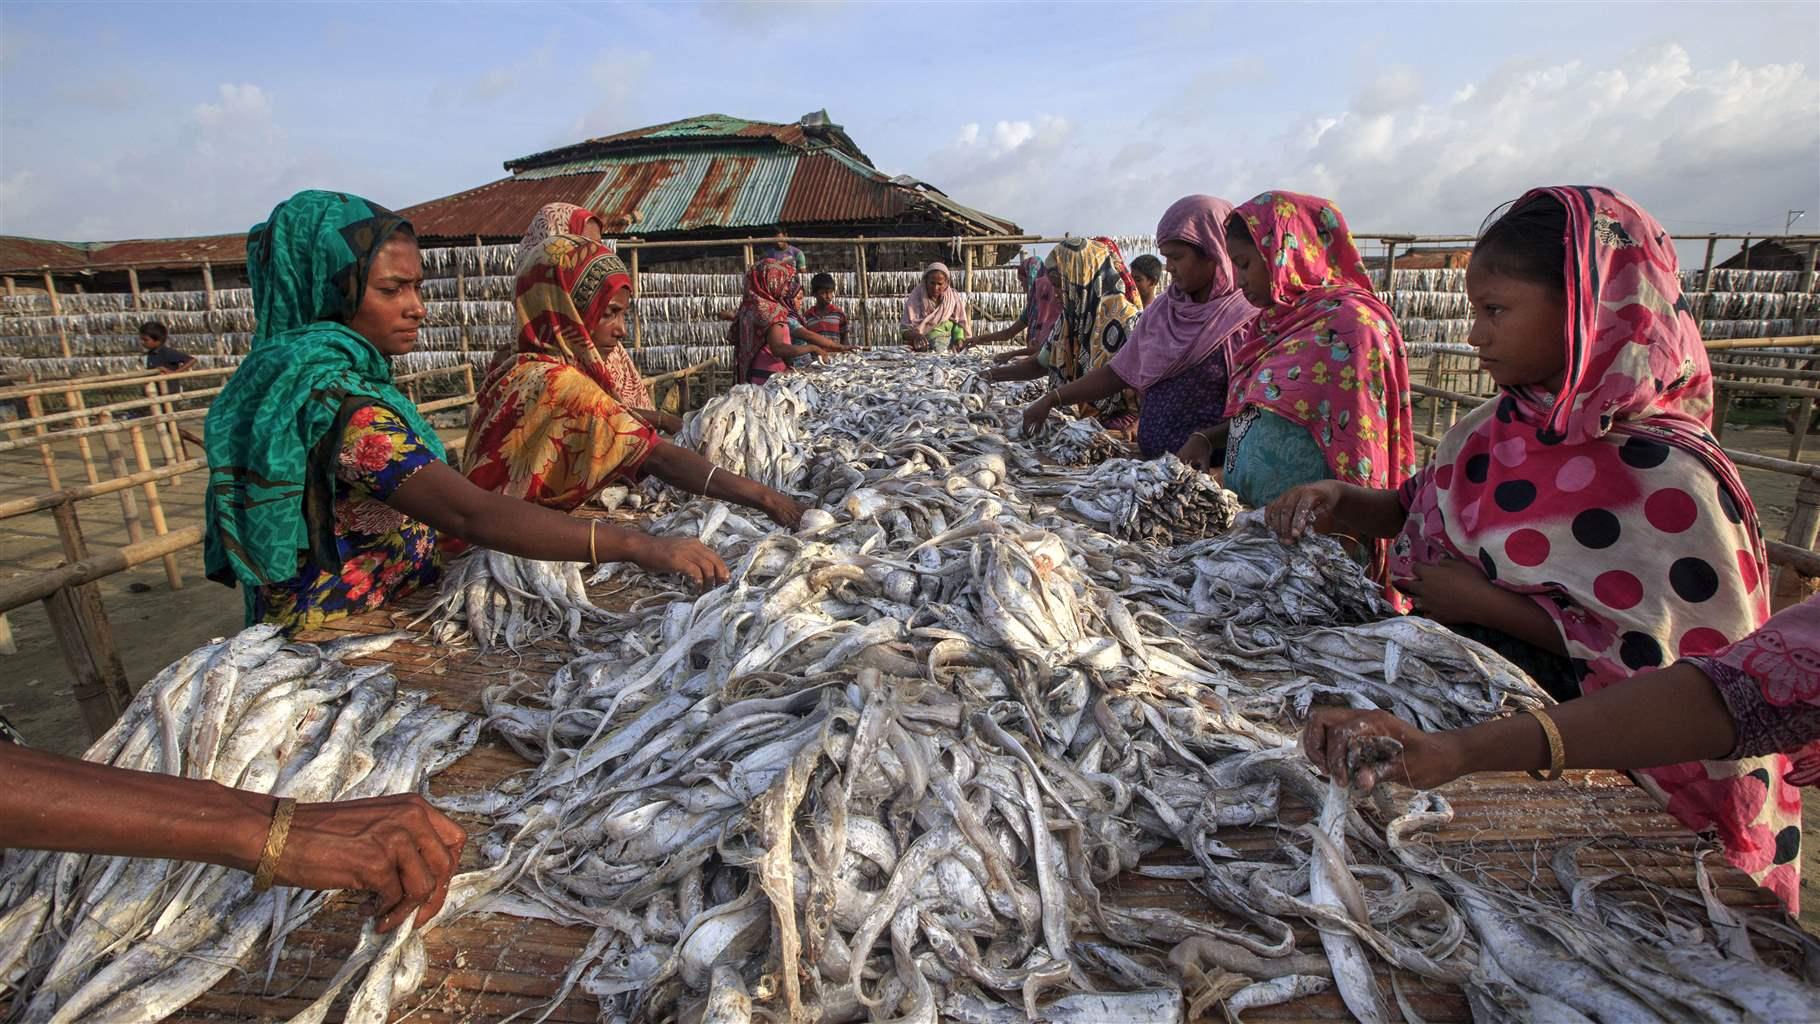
top-left (271, 794), bottom-right (467, 932)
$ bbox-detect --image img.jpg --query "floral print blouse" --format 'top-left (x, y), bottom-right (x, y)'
top-left (253, 403), bottom-right (441, 632)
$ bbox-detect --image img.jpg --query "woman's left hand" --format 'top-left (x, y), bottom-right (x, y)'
top-left (1401, 558), bottom-right (1497, 624)
top-left (760, 491), bottom-right (807, 529)
top-left (1020, 395), bottom-right (1054, 437)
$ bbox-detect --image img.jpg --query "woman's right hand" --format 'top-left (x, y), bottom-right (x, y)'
top-left (270, 793), bottom-right (467, 933)
top-left (1177, 432), bottom-right (1215, 472)
top-left (1264, 480), bottom-right (1346, 543)
top-left (639, 536), bottom-right (730, 590)
top-left (1302, 707), bottom-right (1464, 791)
top-left (1020, 395), bottom-right (1055, 437)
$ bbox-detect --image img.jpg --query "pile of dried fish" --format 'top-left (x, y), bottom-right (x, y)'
top-left (1027, 454), bottom-right (1241, 544)
top-left (406, 350), bottom-right (1819, 1023)
top-left (0, 626), bottom-right (480, 1023)
top-left (417, 548), bottom-right (609, 652)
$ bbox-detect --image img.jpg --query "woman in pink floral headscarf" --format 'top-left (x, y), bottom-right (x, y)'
top-left (1221, 191), bottom-right (1417, 583)
top-left (1269, 186), bottom-right (1799, 909)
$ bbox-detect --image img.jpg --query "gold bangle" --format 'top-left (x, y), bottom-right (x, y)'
top-left (1525, 707), bottom-right (1565, 781)
top-left (588, 520), bottom-right (599, 565)
top-left (253, 797), bottom-right (297, 892)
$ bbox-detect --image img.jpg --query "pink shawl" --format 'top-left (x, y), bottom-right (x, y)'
top-left (1110, 194), bottom-right (1257, 393)
top-left (903, 262), bottom-right (970, 335)
top-left (1392, 185), bottom-right (1794, 908)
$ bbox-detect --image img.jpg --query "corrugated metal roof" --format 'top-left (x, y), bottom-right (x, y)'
top-left (0, 234), bottom-right (246, 274)
top-left (400, 175), bottom-right (604, 240)
top-left (781, 153), bottom-right (907, 223)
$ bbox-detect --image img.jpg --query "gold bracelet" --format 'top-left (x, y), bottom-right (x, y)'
top-left (253, 797), bottom-right (297, 892)
top-left (588, 520), bottom-right (599, 565)
top-left (1525, 707), bottom-right (1565, 781)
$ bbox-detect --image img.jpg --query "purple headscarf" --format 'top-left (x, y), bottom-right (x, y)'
top-left (1110, 194), bottom-right (1257, 393)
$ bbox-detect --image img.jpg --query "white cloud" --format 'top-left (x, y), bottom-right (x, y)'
top-left (925, 44), bottom-right (1820, 244)
top-left (570, 49), bottom-right (657, 140)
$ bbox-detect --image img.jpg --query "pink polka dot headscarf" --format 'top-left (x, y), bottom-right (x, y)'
top-left (1393, 186), bottom-right (1794, 909)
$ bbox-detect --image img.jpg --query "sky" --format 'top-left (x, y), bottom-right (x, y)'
top-left (1, 0), bottom-right (1817, 254)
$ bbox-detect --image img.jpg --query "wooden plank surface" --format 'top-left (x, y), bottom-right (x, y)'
top-left (168, 585), bottom-right (1789, 1023)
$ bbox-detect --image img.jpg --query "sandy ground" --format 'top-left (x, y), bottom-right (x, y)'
top-left (1, 419), bottom-right (1816, 920)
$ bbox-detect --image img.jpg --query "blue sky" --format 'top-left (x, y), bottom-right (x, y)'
top-left (2, 1), bottom-right (1816, 250)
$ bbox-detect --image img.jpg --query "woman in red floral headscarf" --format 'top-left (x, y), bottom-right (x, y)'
top-left (731, 257), bottom-right (825, 384)
top-left (464, 234), bottom-right (803, 528)
top-left (1220, 190), bottom-right (1417, 586)
top-left (1269, 186), bottom-right (1799, 909)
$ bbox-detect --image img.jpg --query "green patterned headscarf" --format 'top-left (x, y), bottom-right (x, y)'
top-left (204, 190), bottom-right (447, 622)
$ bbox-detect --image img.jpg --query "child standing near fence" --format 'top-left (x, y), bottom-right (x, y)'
top-left (801, 272), bottom-right (850, 353)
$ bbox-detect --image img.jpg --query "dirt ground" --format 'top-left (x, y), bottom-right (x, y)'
top-left (2, 420), bottom-right (1816, 920)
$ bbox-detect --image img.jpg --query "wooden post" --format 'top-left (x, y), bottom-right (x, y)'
top-left (127, 266), bottom-right (143, 310)
top-left (67, 391), bottom-right (101, 486)
top-left (145, 381), bottom-right (181, 486)
top-left (1740, 237), bottom-right (1753, 271)
top-left (630, 247), bottom-right (642, 350)
top-left (461, 363), bottom-right (477, 431)
top-left (128, 423), bottom-right (182, 590)
top-left (455, 255), bottom-right (469, 360)
top-left (0, 614), bottom-right (13, 655)
top-left (963, 244), bottom-right (975, 295)
top-left (1383, 242), bottom-right (1399, 299)
top-left (46, 501), bottom-right (132, 736)
top-left (24, 394), bottom-right (60, 490)
top-left (1712, 381), bottom-right (1734, 442)
top-left (1773, 476), bottom-right (1820, 611)
top-left (856, 242), bottom-right (870, 348)
top-left (98, 413), bottom-right (145, 546)
top-left (1698, 238), bottom-right (1718, 317)
top-left (1425, 348), bottom-right (1443, 437)
top-left (3, 276), bottom-right (14, 297)
top-left (202, 260), bottom-right (223, 356)
top-left (742, 244), bottom-right (754, 270)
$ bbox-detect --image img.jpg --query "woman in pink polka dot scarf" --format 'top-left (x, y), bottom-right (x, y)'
top-left (1269, 185), bottom-right (1797, 910)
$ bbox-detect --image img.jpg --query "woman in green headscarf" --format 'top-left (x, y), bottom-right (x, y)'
top-left (205, 190), bottom-right (729, 631)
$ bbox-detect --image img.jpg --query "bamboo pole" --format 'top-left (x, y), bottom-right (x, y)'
top-left (3, 276), bottom-right (14, 297)
top-left (0, 524), bottom-right (203, 614)
top-left (0, 457), bottom-right (204, 520)
top-left (97, 413), bottom-right (144, 546)
top-left (630, 247), bottom-right (642, 350)
top-left (66, 391), bottom-right (101, 485)
top-left (856, 242), bottom-right (870, 348)
top-left (40, 272), bottom-right (102, 483)
top-left (146, 380), bottom-right (182, 485)
top-left (455, 255), bottom-right (469, 360)
top-left (1383, 242), bottom-right (1399, 299)
top-left (128, 422), bottom-right (182, 590)
top-left (6, 383), bottom-right (226, 432)
top-left (203, 260), bottom-right (227, 356)
top-left (46, 501), bottom-right (132, 734)
top-left (1697, 238), bottom-right (1718, 318)
top-left (24, 393), bottom-right (59, 490)
top-left (1774, 477), bottom-right (1820, 610)
top-left (42, 272), bottom-right (71, 359)
top-left (126, 267), bottom-right (142, 310)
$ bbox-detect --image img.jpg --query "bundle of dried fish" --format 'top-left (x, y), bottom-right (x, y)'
top-left (0, 627), bottom-right (479, 1023)
top-left (1151, 511), bottom-right (1392, 627)
top-left (1028, 455), bottom-right (1241, 544)
top-left (415, 549), bottom-right (609, 652)
top-left (1036, 416), bottom-right (1127, 466)
top-left (673, 383), bottom-right (814, 492)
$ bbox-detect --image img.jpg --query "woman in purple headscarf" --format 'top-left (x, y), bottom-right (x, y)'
top-left (1019, 195), bottom-right (1258, 460)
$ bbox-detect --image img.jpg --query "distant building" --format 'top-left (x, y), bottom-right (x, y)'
top-left (1363, 246), bottom-right (1473, 271)
top-left (1717, 239), bottom-right (1816, 272)
top-left (0, 110), bottom-right (1023, 290)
